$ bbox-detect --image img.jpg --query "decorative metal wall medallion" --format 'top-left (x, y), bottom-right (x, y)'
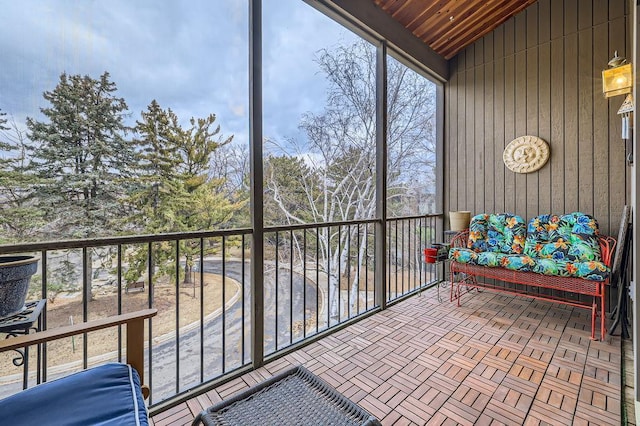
top-left (503, 135), bottom-right (550, 173)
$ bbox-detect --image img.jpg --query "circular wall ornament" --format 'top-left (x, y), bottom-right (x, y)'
top-left (503, 135), bottom-right (550, 173)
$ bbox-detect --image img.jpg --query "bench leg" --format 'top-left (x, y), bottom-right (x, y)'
top-left (600, 283), bottom-right (606, 341)
top-left (591, 302), bottom-right (597, 340)
top-left (449, 270), bottom-right (464, 306)
top-left (591, 286), bottom-right (607, 341)
top-left (449, 276), bottom-right (461, 306)
top-left (450, 279), bottom-right (464, 306)
top-left (450, 272), bottom-right (478, 307)
top-left (449, 264), bottom-right (457, 303)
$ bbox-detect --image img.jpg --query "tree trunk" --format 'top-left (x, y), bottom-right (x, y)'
top-left (328, 272), bottom-right (340, 322)
top-left (183, 261), bottom-right (193, 284)
top-left (349, 230), bottom-right (369, 314)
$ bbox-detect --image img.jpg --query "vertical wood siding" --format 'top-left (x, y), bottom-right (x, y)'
top-left (444, 0), bottom-right (629, 239)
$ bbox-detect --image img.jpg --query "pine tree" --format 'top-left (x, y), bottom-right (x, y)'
top-left (26, 72), bottom-right (134, 300)
top-left (26, 72), bottom-right (134, 238)
top-left (0, 109), bottom-right (9, 134)
top-left (0, 110), bottom-right (44, 242)
top-left (127, 101), bottom-right (242, 285)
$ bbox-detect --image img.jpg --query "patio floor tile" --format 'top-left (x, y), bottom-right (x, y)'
top-left (150, 286), bottom-right (621, 425)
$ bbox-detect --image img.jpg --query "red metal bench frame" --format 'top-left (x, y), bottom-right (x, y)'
top-left (449, 230), bottom-right (616, 341)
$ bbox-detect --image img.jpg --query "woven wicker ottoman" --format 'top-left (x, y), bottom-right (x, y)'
top-left (193, 365), bottom-right (381, 425)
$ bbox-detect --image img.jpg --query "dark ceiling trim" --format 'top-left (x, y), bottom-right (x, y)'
top-left (307, 0), bottom-right (449, 82)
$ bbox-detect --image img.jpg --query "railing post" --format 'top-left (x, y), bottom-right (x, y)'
top-left (40, 250), bottom-right (47, 384)
top-left (249, 0), bottom-right (265, 368)
top-left (435, 83), bottom-right (445, 242)
top-left (375, 40), bottom-right (388, 310)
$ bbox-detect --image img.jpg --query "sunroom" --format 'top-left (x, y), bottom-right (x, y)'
top-left (0, 0), bottom-right (635, 425)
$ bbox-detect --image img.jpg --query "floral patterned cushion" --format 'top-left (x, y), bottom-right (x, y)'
top-left (467, 213), bottom-right (526, 254)
top-left (451, 212), bottom-right (609, 281)
top-left (499, 254), bottom-right (535, 271)
top-left (524, 213), bottom-right (602, 262)
top-left (475, 252), bottom-right (502, 267)
top-left (467, 214), bottom-right (490, 252)
top-left (449, 247), bottom-right (477, 265)
top-left (531, 258), bottom-right (609, 281)
top-left (449, 250), bottom-right (535, 272)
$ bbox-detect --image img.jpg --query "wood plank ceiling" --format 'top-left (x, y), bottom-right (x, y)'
top-left (372, 0), bottom-right (538, 59)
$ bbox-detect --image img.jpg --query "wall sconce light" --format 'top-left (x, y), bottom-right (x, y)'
top-left (605, 51), bottom-right (635, 165)
top-left (602, 51), bottom-right (632, 98)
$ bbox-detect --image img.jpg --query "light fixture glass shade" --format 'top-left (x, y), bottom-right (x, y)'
top-left (602, 63), bottom-right (632, 98)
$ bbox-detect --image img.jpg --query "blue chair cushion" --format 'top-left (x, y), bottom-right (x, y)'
top-left (0, 363), bottom-right (147, 426)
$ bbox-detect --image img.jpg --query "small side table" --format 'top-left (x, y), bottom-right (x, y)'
top-left (433, 257), bottom-right (450, 302)
top-left (421, 248), bottom-right (450, 302)
top-left (0, 299), bottom-right (46, 389)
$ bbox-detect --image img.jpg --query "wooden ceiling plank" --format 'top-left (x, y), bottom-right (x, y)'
top-left (401, 0), bottom-right (451, 31)
top-left (428, 1), bottom-right (529, 50)
top-left (389, 0), bottom-right (423, 18)
top-left (412, 1), bottom-right (479, 35)
top-left (436, 0), bottom-right (536, 58)
top-left (416, 0), bottom-right (506, 45)
top-left (372, 0), bottom-right (400, 13)
top-left (391, 0), bottom-right (413, 15)
top-left (370, 0), bottom-right (539, 60)
top-left (430, 5), bottom-right (517, 52)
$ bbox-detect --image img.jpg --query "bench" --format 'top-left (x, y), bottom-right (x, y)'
top-left (448, 213), bottom-right (616, 340)
top-left (126, 280), bottom-right (145, 293)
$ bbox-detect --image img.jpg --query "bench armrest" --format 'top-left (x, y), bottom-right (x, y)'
top-left (0, 309), bottom-right (157, 397)
top-left (599, 235), bottom-right (617, 268)
top-left (450, 229), bottom-right (469, 248)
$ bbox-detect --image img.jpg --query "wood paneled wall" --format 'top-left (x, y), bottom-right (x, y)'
top-left (444, 0), bottom-right (629, 237)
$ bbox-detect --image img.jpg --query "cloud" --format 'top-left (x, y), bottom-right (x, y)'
top-left (295, 152), bottom-right (326, 169)
top-left (229, 103), bottom-right (245, 117)
top-left (261, 2), bottom-right (355, 144)
top-left (0, 0), bottom-right (350, 152)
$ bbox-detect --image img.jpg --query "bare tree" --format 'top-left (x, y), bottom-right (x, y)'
top-left (265, 41), bottom-right (437, 321)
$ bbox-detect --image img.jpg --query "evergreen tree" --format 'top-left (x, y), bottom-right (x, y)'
top-left (126, 101), bottom-right (242, 285)
top-left (264, 154), bottom-right (319, 226)
top-left (0, 109), bottom-right (8, 133)
top-left (0, 110), bottom-right (44, 242)
top-left (26, 72), bottom-right (133, 300)
top-left (126, 100), bottom-right (182, 232)
top-left (26, 72), bottom-right (134, 238)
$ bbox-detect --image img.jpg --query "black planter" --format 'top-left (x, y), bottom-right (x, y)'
top-left (0, 256), bottom-right (39, 318)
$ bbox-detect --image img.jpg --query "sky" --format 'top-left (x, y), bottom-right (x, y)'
top-left (0, 0), bottom-right (357, 151)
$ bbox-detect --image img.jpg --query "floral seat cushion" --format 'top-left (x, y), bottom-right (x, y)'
top-left (449, 247), bottom-right (477, 265)
top-left (475, 251), bottom-right (502, 267)
top-left (450, 250), bottom-right (534, 271)
top-left (467, 213), bottom-right (526, 254)
top-left (531, 258), bottom-right (609, 281)
top-left (498, 254), bottom-right (535, 271)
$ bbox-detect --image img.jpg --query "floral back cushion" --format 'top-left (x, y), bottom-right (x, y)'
top-left (467, 214), bottom-right (490, 252)
top-left (467, 213), bottom-right (526, 254)
top-left (524, 212), bottom-right (602, 262)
